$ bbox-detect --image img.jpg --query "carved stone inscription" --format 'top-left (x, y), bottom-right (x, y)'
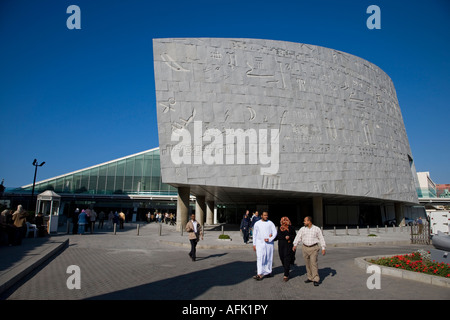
top-left (153, 38), bottom-right (418, 204)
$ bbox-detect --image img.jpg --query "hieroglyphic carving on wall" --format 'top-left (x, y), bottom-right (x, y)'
top-left (153, 38), bottom-right (418, 204)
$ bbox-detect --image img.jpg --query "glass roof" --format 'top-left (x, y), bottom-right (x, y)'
top-left (14, 148), bottom-right (177, 196)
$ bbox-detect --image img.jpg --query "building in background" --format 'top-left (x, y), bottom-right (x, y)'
top-left (416, 172), bottom-right (437, 198)
top-left (4, 148), bottom-right (192, 224)
top-left (153, 38), bottom-right (420, 229)
top-left (3, 38), bottom-right (432, 229)
top-left (436, 184), bottom-right (450, 198)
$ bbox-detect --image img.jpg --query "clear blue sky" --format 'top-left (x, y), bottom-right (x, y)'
top-left (0, 0), bottom-right (449, 187)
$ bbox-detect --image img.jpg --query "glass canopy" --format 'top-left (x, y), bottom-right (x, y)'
top-left (19, 148), bottom-right (177, 196)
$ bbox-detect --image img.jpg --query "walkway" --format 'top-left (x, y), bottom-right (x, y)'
top-left (1, 222), bottom-right (448, 300)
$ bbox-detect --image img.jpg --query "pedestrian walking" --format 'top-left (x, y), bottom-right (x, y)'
top-left (11, 205), bottom-right (27, 245)
top-left (250, 211), bottom-right (260, 239)
top-left (293, 216), bottom-right (326, 286)
top-left (417, 217), bottom-right (423, 234)
top-left (72, 208), bottom-right (80, 234)
top-left (108, 211), bottom-right (114, 229)
top-left (89, 209), bottom-right (97, 233)
top-left (252, 211), bottom-right (277, 281)
top-left (113, 211), bottom-right (119, 229)
top-left (275, 216), bottom-right (297, 282)
top-left (98, 211), bottom-right (105, 229)
top-left (240, 210), bottom-right (251, 244)
top-left (35, 212), bottom-right (47, 237)
top-left (185, 213), bottom-right (203, 261)
top-left (1, 209), bottom-right (14, 245)
top-left (165, 212), bottom-right (169, 224)
top-left (119, 211), bottom-right (125, 229)
top-left (78, 209), bottom-right (88, 235)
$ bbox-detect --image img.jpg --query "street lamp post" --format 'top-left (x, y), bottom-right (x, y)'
top-left (31, 159), bottom-right (45, 210)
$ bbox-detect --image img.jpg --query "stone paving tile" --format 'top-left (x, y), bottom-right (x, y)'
top-left (2, 223), bottom-right (449, 300)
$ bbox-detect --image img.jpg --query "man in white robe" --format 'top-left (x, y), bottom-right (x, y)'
top-left (252, 211), bottom-right (277, 280)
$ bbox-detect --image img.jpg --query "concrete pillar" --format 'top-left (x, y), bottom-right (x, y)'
top-left (213, 205), bottom-right (218, 224)
top-left (195, 196), bottom-right (206, 226)
top-left (206, 200), bottom-right (214, 225)
top-left (394, 203), bottom-right (405, 227)
top-left (313, 196), bottom-right (324, 228)
top-left (176, 187), bottom-right (190, 232)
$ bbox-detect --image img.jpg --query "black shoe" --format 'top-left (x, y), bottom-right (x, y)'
top-left (314, 281), bottom-right (319, 286)
top-left (304, 279), bottom-right (313, 283)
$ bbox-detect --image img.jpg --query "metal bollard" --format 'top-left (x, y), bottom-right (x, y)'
top-left (114, 223), bottom-right (117, 235)
top-left (357, 226), bottom-right (360, 235)
top-left (385, 225), bottom-right (388, 233)
top-left (137, 224), bottom-right (140, 236)
top-left (376, 225), bottom-right (379, 233)
top-left (367, 225), bottom-right (370, 234)
top-left (159, 223), bottom-right (162, 236)
top-left (346, 226), bottom-right (349, 235)
top-left (333, 226), bottom-right (336, 236)
top-left (66, 221), bottom-right (70, 234)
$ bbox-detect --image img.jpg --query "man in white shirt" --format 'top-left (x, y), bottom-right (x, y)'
top-left (252, 211), bottom-right (277, 280)
top-left (293, 216), bottom-right (326, 286)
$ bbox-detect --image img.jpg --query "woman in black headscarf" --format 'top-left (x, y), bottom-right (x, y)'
top-left (276, 216), bottom-right (297, 282)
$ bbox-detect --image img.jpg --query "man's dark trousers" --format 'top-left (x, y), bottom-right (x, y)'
top-left (242, 228), bottom-right (249, 243)
top-left (189, 239), bottom-right (198, 261)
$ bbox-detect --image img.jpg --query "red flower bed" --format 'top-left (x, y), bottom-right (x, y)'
top-left (370, 251), bottom-right (450, 278)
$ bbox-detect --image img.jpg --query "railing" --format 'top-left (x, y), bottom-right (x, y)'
top-left (417, 187), bottom-right (450, 199)
top-left (410, 223), bottom-right (431, 245)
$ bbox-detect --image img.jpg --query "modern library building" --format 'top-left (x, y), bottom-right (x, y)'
top-left (5, 38), bottom-right (423, 229)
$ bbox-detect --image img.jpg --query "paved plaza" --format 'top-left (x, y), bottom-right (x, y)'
top-left (1, 222), bottom-right (449, 301)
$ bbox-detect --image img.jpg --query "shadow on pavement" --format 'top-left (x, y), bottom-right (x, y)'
top-left (195, 253), bottom-right (228, 261)
top-left (86, 256), bottom-right (338, 300)
top-left (0, 236), bottom-right (51, 273)
top-left (87, 260), bottom-right (256, 300)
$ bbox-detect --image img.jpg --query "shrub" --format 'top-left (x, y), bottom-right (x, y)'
top-left (370, 251), bottom-right (450, 278)
top-left (218, 234), bottom-right (231, 240)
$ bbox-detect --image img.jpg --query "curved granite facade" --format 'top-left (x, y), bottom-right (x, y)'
top-left (153, 38), bottom-right (418, 204)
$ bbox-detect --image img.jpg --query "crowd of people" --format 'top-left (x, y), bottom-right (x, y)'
top-left (69, 208), bottom-right (176, 235)
top-left (3, 203), bottom-right (326, 285)
top-left (146, 211), bottom-right (176, 225)
top-left (71, 208), bottom-right (126, 235)
top-left (0, 204), bottom-right (48, 246)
